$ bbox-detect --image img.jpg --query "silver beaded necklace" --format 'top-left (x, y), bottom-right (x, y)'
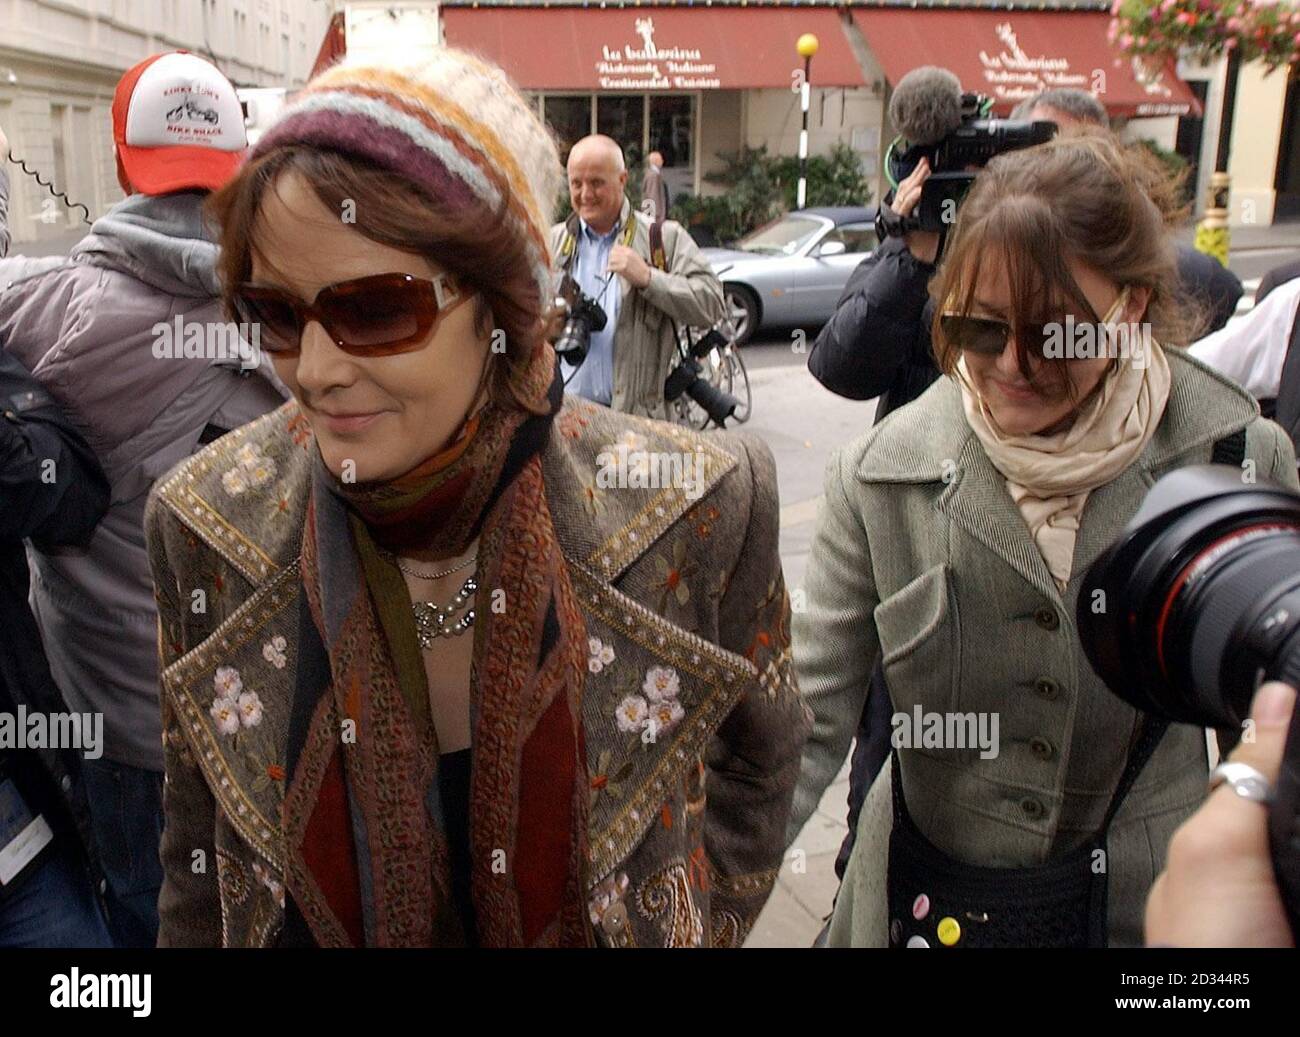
top-left (411, 575), bottom-right (476, 648)
top-left (391, 551), bottom-right (478, 648)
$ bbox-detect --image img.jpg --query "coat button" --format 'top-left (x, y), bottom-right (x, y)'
top-left (1030, 736), bottom-right (1055, 760)
top-left (602, 900), bottom-right (629, 936)
top-left (1021, 797), bottom-right (1045, 819)
top-left (1034, 678), bottom-right (1059, 700)
top-left (1034, 607), bottom-right (1060, 631)
top-left (99, 879), bottom-right (108, 894)
top-left (61, 775), bottom-right (73, 792)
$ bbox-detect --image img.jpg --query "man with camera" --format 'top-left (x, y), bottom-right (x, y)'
top-left (550, 134), bottom-right (725, 419)
top-left (808, 77), bottom-right (1242, 414)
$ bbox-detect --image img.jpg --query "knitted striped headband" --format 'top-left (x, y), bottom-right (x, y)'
top-left (250, 49), bottom-right (563, 306)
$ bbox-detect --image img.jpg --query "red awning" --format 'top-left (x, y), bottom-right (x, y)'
top-left (310, 11), bottom-right (347, 80)
top-left (851, 9), bottom-right (1200, 118)
top-left (442, 7), bottom-right (865, 90)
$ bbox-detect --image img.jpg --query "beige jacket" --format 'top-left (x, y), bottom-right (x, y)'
top-left (550, 196), bottom-right (726, 419)
top-left (789, 348), bottom-right (1299, 947)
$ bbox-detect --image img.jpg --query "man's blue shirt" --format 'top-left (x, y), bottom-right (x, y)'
top-left (560, 216), bottom-right (623, 406)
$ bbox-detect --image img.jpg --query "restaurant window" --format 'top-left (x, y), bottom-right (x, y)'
top-left (648, 95), bottom-right (695, 205)
top-left (543, 95), bottom-right (594, 165)
top-left (50, 104), bottom-right (70, 226)
top-left (597, 96), bottom-right (645, 168)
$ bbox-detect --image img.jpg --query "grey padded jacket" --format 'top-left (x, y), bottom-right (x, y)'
top-left (0, 172), bottom-right (287, 769)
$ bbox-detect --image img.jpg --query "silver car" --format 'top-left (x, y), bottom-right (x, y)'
top-left (701, 206), bottom-right (878, 345)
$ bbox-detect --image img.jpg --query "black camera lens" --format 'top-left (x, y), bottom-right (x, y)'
top-left (555, 315), bottom-right (592, 364)
top-left (664, 355), bottom-right (739, 427)
top-left (1078, 465), bottom-right (1300, 729)
top-left (685, 377), bottom-right (739, 427)
top-left (554, 292), bottom-right (608, 366)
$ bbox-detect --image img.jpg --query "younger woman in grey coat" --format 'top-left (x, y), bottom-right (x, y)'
top-left (789, 129), bottom-right (1300, 948)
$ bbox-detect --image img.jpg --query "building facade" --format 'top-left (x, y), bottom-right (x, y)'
top-left (428, 0), bottom-right (1206, 220)
top-left (0, 0), bottom-right (331, 245)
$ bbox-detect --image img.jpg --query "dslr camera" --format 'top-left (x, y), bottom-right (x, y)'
top-left (664, 325), bottom-right (741, 428)
top-left (552, 273), bottom-right (608, 367)
top-left (1078, 465), bottom-right (1300, 941)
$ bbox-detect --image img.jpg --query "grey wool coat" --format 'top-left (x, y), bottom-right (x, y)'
top-left (146, 396), bottom-right (811, 947)
top-left (788, 348), bottom-right (1299, 947)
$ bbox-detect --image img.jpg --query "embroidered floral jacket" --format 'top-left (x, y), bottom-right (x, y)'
top-left (145, 396), bottom-right (811, 947)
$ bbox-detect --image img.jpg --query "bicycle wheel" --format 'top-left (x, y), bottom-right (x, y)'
top-left (727, 346), bottom-right (752, 424)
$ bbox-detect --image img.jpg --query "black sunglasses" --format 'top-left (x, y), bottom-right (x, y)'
top-left (940, 287), bottom-right (1128, 360)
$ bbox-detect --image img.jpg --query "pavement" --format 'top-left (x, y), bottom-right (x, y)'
top-left (738, 351), bottom-right (874, 947)
top-left (1190, 219), bottom-right (1300, 254)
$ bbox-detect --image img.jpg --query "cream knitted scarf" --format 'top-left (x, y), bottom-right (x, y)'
top-left (958, 344), bottom-right (1172, 590)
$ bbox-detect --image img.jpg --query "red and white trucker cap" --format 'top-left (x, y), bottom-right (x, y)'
top-left (112, 51), bottom-right (246, 195)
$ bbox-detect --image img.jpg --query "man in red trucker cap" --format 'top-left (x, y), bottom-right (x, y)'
top-left (0, 51), bottom-right (287, 946)
top-left (112, 51), bottom-right (248, 196)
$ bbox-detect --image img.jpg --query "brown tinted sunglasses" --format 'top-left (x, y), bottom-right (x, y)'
top-left (230, 272), bottom-right (469, 357)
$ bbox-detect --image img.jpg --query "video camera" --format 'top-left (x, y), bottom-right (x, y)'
top-left (876, 67), bottom-right (1057, 239)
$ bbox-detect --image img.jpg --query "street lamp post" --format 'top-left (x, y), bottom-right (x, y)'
top-left (796, 33), bottom-right (819, 210)
top-left (1194, 49), bottom-right (1241, 267)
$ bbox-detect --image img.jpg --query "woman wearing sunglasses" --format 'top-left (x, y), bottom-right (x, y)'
top-left (144, 50), bottom-right (810, 947)
top-left (788, 129), bottom-right (1299, 948)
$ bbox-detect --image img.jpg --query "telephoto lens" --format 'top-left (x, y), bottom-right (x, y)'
top-left (1078, 464), bottom-right (1300, 730)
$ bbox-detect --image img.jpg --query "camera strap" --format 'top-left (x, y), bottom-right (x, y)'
top-left (556, 208), bottom-right (644, 275)
top-left (1098, 714), bottom-right (1169, 839)
top-left (647, 216), bottom-right (668, 274)
top-left (1211, 429), bottom-right (1248, 468)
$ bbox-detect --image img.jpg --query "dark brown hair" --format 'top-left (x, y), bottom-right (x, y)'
top-left (930, 126), bottom-right (1202, 401)
top-left (207, 145), bottom-right (550, 413)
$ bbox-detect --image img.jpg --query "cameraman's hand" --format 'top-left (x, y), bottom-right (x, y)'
top-left (607, 244), bottom-right (652, 289)
top-left (1145, 680), bottom-right (1297, 947)
top-left (894, 158), bottom-right (940, 266)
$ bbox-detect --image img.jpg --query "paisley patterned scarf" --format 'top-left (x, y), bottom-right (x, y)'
top-left (281, 342), bottom-right (592, 947)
